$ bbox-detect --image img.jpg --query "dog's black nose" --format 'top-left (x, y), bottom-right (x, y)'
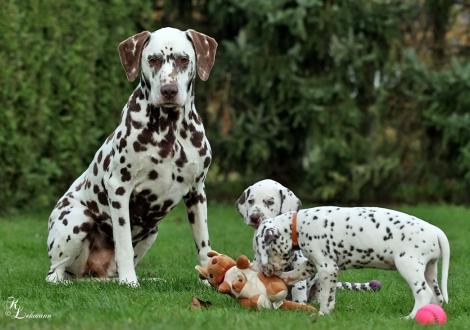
top-left (160, 84), bottom-right (178, 99)
top-left (249, 213), bottom-right (263, 228)
top-left (250, 214), bottom-right (261, 222)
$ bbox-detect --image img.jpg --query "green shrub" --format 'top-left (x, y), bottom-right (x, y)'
top-left (0, 0), bottom-right (152, 210)
top-left (1, 0), bottom-right (469, 213)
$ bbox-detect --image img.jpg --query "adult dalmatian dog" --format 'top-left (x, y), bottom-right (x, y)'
top-left (46, 27), bottom-right (217, 286)
top-left (253, 206), bottom-right (450, 318)
top-left (236, 179), bottom-right (381, 303)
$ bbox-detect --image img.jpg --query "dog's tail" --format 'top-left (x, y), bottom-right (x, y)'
top-left (437, 228), bottom-right (450, 304)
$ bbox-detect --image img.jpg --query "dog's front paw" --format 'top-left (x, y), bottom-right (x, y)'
top-left (119, 275), bottom-right (139, 287)
top-left (123, 280), bottom-right (140, 288)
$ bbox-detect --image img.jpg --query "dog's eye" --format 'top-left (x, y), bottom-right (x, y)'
top-left (264, 199), bottom-right (274, 206)
top-left (177, 56), bottom-right (189, 66)
top-left (248, 199), bottom-right (254, 205)
top-left (209, 274), bottom-right (213, 278)
top-left (148, 55), bottom-right (162, 68)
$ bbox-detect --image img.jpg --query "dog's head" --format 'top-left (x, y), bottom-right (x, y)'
top-left (252, 215), bottom-right (294, 276)
top-left (118, 27), bottom-right (217, 108)
top-left (236, 179), bottom-right (302, 229)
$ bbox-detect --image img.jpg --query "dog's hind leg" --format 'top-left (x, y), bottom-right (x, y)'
top-left (46, 206), bottom-right (90, 283)
top-left (395, 256), bottom-right (434, 319)
top-left (425, 259), bottom-right (443, 305)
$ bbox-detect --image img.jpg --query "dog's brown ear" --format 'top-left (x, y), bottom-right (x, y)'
top-left (186, 29), bottom-right (218, 81)
top-left (118, 31), bottom-right (151, 81)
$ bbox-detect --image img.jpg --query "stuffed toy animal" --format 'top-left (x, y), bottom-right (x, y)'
top-left (196, 251), bottom-right (316, 312)
top-left (195, 251), bottom-right (236, 287)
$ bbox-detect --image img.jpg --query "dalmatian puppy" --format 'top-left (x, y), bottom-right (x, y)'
top-left (253, 207), bottom-right (450, 318)
top-left (236, 180), bottom-right (381, 303)
top-left (46, 27), bottom-right (217, 286)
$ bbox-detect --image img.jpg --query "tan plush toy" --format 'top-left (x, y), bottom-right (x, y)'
top-left (195, 251), bottom-right (236, 287)
top-left (196, 251), bottom-right (316, 312)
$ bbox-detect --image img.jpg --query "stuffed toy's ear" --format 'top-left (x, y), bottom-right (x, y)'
top-left (218, 281), bottom-right (232, 294)
top-left (186, 29), bottom-right (218, 81)
top-left (118, 31), bottom-right (151, 81)
top-left (195, 265), bottom-right (209, 279)
top-left (207, 250), bottom-right (220, 258)
top-left (236, 255), bottom-right (251, 269)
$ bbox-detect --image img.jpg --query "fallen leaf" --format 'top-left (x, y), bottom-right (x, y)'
top-left (192, 297), bottom-right (212, 310)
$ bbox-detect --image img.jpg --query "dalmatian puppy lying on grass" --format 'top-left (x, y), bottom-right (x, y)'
top-left (253, 206), bottom-right (450, 318)
top-left (236, 179), bottom-right (381, 303)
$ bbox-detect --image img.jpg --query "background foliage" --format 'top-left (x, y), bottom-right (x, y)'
top-left (1, 0), bottom-right (469, 211)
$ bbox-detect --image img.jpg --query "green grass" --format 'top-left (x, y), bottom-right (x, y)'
top-left (1, 204), bottom-right (469, 329)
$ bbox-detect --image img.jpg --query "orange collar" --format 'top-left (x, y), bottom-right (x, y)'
top-left (291, 212), bottom-right (300, 250)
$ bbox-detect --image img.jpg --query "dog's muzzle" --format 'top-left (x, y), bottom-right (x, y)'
top-left (160, 83), bottom-right (178, 104)
top-left (249, 213), bottom-right (263, 228)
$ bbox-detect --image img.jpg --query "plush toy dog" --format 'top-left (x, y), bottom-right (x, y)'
top-left (196, 251), bottom-right (316, 312)
top-left (195, 251), bottom-right (236, 287)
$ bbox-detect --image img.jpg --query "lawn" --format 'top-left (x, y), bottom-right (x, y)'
top-left (0, 203), bottom-right (469, 329)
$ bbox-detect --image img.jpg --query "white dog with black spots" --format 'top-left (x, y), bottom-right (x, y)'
top-left (253, 206), bottom-right (450, 318)
top-left (47, 27), bottom-right (217, 286)
top-left (236, 179), bottom-right (381, 303)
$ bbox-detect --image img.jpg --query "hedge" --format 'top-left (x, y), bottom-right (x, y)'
top-left (1, 0), bottom-right (469, 212)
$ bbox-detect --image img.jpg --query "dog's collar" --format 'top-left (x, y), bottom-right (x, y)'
top-left (291, 212), bottom-right (300, 250)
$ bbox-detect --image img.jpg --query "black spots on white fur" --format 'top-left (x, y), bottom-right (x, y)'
top-left (120, 167), bottom-right (131, 182)
top-left (103, 154), bottom-right (111, 171)
top-left (97, 150), bottom-right (103, 163)
top-left (115, 187), bottom-right (126, 195)
top-left (134, 141), bottom-right (147, 152)
top-left (118, 217), bottom-right (126, 226)
top-left (203, 156), bottom-right (211, 169)
top-left (148, 170), bottom-right (159, 180)
top-left (188, 211), bottom-right (195, 224)
top-left (175, 148), bottom-right (188, 167)
top-left (58, 210), bottom-right (70, 221)
top-left (383, 227), bottom-right (393, 241)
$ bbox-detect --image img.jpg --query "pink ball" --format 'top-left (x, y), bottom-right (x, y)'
top-left (415, 304), bottom-right (447, 325)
